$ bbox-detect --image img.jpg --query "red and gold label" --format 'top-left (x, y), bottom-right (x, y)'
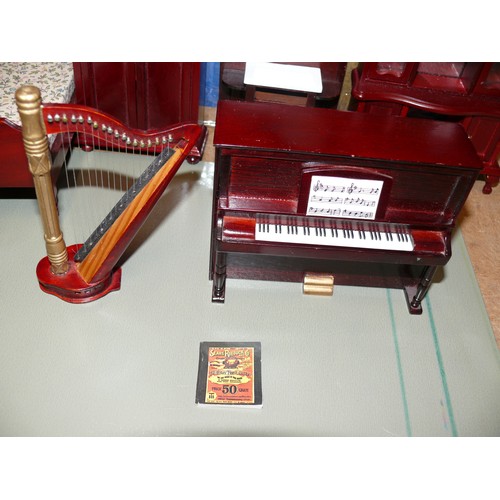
top-left (204, 345), bottom-right (256, 404)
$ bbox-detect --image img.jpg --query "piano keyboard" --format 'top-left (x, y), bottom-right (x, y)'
top-left (255, 219), bottom-right (414, 252)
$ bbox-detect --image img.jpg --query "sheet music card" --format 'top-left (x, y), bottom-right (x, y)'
top-left (307, 175), bottom-right (384, 220)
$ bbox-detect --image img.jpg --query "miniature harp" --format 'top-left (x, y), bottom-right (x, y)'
top-left (16, 85), bottom-right (206, 303)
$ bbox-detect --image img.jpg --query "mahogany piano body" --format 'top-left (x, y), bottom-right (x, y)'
top-left (210, 100), bottom-right (482, 314)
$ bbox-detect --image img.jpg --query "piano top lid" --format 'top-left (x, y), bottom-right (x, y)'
top-left (214, 100), bottom-right (483, 170)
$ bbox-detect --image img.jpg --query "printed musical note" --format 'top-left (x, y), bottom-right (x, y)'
top-left (341, 209), bottom-right (373, 218)
top-left (344, 197), bottom-right (376, 207)
top-left (310, 195), bottom-right (344, 204)
top-left (308, 207), bottom-right (342, 216)
top-left (313, 179), bottom-right (381, 196)
top-left (313, 180), bottom-right (344, 193)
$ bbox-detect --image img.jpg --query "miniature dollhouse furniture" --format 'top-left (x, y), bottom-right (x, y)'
top-left (72, 63), bottom-right (202, 130)
top-left (0, 62), bottom-right (207, 193)
top-left (71, 63), bottom-right (206, 162)
top-left (0, 62), bottom-right (75, 190)
top-left (15, 84), bottom-right (205, 302)
top-left (209, 99), bottom-right (482, 314)
top-left (219, 62), bottom-right (347, 108)
top-left (351, 63), bottom-right (500, 193)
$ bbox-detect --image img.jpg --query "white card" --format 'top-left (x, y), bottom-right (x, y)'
top-left (243, 62), bottom-right (323, 93)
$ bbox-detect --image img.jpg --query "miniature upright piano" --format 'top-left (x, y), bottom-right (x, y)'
top-left (209, 100), bottom-right (482, 314)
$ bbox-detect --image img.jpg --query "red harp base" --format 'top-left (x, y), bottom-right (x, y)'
top-left (36, 244), bottom-right (121, 303)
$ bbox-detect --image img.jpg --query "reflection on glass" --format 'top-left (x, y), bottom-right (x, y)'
top-left (375, 62), bottom-right (406, 78)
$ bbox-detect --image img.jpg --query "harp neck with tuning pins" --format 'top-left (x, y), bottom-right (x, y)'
top-left (16, 85), bottom-right (206, 303)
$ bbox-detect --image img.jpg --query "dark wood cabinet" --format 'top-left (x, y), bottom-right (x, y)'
top-left (351, 62), bottom-right (500, 193)
top-left (73, 62), bottom-right (201, 131)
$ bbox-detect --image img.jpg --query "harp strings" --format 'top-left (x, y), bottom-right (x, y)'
top-left (79, 118), bottom-right (98, 242)
top-left (52, 117), bottom-right (108, 247)
top-left (51, 112), bottom-right (164, 252)
top-left (52, 118), bottom-right (85, 245)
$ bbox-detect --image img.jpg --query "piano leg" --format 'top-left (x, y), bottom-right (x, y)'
top-left (482, 174), bottom-right (499, 194)
top-left (212, 251), bottom-right (227, 303)
top-left (404, 265), bottom-right (437, 315)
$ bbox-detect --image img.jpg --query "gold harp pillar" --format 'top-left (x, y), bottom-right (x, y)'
top-left (16, 85), bottom-right (69, 274)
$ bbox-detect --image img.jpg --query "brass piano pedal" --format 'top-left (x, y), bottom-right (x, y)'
top-left (303, 273), bottom-right (334, 296)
